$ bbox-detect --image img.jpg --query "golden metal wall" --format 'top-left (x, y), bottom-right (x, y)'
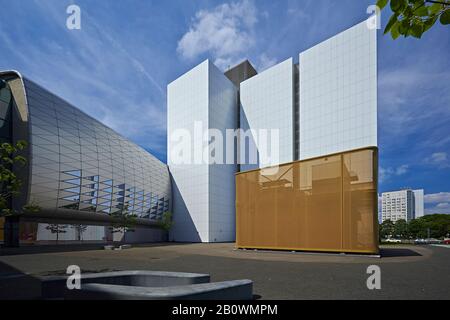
top-left (236, 148), bottom-right (379, 254)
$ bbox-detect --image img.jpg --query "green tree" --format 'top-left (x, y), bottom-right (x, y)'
top-left (157, 211), bottom-right (173, 241)
top-left (419, 214), bottom-right (450, 238)
top-left (377, 0), bottom-right (450, 39)
top-left (109, 205), bottom-right (137, 240)
top-left (408, 218), bottom-right (426, 238)
top-left (407, 214), bottom-right (450, 239)
top-left (380, 219), bottom-right (395, 239)
top-left (0, 141), bottom-right (39, 217)
top-left (393, 219), bottom-right (408, 238)
top-left (157, 211), bottom-right (173, 232)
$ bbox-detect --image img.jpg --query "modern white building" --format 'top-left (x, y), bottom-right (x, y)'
top-left (167, 18), bottom-right (378, 243)
top-left (239, 58), bottom-right (295, 171)
top-left (167, 60), bottom-right (237, 242)
top-left (299, 20), bottom-right (377, 160)
top-left (381, 189), bottom-right (425, 222)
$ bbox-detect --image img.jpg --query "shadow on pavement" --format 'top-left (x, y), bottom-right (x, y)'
top-left (380, 248), bottom-right (422, 257)
top-left (0, 243), bottom-right (106, 256)
top-left (0, 242), bottom-right (194, 257)
top-left (0, 261), bottom-right (41, 300)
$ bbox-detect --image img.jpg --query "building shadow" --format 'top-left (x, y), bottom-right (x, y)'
top-left (0, 260), bottom-right (41, 299)
top-left (239, 107), bottom-right (260, 172)
top-left (0, 241), bottom-right (198, 257)
top-left (0, 243), bottom-right (107, 256)
top-left (169, 178), bottom-right (202, 242)
top-left (380, 247), bottom-right (422, 257)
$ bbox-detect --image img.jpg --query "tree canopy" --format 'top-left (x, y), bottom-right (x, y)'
top-left (380, 214), bottom-right (450, 239)
top-left (377, 0), bottom-right (450, 39)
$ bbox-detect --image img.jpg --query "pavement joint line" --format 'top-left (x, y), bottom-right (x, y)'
top-left (0, 272), bottom-right (34, 279)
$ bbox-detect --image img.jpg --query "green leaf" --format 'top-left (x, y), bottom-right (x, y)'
top-left (385, 13), bottom-right (400, 34)
top-left (440, 9), bottom-right (450, 25)
top-left (377, 0), bottom-right (389, 10)
top-left (423, 15), bottom-right (439, 32)
top-left (410, 22), bottom-right (424, 38)
top-left (391, 0), bottom-right (407, 13)
top-left (391, 22), bottom-right (401, 39)
top-left (429, 3), bottom-right (443, 15)
top-left (399, 18), bottom-right (412, 35)
top-left (415, 6), bottom-right (429, 17)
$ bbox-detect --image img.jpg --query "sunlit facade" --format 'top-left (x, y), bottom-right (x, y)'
top-left (168, 61), bottom-right (238, 242)
top-left (168, 18), bottom-right (378, 253)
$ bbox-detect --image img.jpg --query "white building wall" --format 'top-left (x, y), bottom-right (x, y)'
top-left (413, 189), bottom-right (424, 218)
top-left (36, 224), bottom-right (107, 241)
top-left (208, 63), bottom-right (237, 242)
top-left (299, 19), bottom-right (377, 160)
top-left (240, 58), bottom-right (294, 171)
top-left (168, 61), bottom-right (209, 242)
top-left (167, 60), bottom-right (237, 242)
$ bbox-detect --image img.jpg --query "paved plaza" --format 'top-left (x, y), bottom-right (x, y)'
top-left (0, 243), bottom-right (449, 299)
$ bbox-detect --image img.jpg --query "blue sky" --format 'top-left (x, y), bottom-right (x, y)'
top-left (0, 0), bottom-right (449, 213)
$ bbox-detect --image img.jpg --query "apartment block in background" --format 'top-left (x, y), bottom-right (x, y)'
top-left (381, 189), bottom-right (425, 222)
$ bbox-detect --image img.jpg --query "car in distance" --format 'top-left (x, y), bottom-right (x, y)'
top-left (385, 238), bottom-right (402, 243)
top-left (415, 238), bottom-right (443, 245)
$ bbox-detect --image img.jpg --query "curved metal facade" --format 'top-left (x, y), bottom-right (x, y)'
top-left (1, 71), bottom-right (171, 226)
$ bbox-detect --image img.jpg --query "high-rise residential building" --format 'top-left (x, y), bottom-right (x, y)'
top-left (168, 18), bottom-right (379, 253)
top-left (381, 190), bottom-right (414, 222)
top-left (381, 189), bottom-right (425, 222)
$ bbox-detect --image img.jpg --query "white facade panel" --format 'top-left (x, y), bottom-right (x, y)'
top-left (413, 189), bottom-right (424, 218)
top-left (208, 63), bottom-right (237, 242)
top-left (168, 60), bottom-right (237, 242)
top-left (240, 58), bottom-right (294, 171)
top-left (168, 61), bottom-right (209, 242)
top-left (299, 19), bottom-right (377, 160)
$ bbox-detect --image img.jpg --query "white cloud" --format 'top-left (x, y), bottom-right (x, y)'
top-left (379, 164), bottom-right (409, 183)
top-left (425, 203), bottom-right (450, 214)
top-left (395, 164), bottom-right (409, 175)
top-left (177, 0), bottom-right (258, 70)
top-left (378, 67), bottom-right (450, 137)
top-left (425, 152), bottom-right (450, 169)
top-left (436, 202), bottom-right (449, 208)
top-left (257, 53), bottom-right (277, 72)
top-left (287, 8), bottom-right (310, 21)
top-left (2, 1), bottom-right (168, 155)
top-left (424, 192), bottom-right (450, 214)
top-left (424, 192), bottom-right (450, 204)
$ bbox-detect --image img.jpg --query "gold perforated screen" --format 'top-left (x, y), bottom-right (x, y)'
top-left (236, 148), bottom-right (378, 254)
